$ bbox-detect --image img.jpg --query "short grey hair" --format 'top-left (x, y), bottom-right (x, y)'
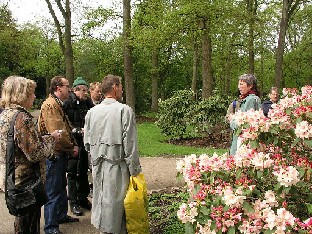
top-left (239, 74), bottom-right (258, 92)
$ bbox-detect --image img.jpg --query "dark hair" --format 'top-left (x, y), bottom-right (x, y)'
top-left (49, 75), bottom-right (66, 94)
top-left (101, 74), bottom-right (121, 95)
top-left (239, 74), bottom-right (258, 92)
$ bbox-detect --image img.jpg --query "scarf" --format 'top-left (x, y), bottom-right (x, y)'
top-left (240, 90), bottom-right (258, 100)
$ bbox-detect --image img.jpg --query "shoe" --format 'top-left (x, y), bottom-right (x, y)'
top-left (79, 199), bottom-right (92, 210)
top-left (70, 205), bottom-right (83, 216)
top-left (46, 229), bottom-right (63, 234)
top-left (59, 215), bottom-right (80, 224)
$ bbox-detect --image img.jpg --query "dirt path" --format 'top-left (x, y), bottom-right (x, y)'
top-left (140, 157), bottom-right (184, 191)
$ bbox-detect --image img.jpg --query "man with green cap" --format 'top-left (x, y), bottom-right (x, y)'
top-left (63, 77), bottom-right (94, 216)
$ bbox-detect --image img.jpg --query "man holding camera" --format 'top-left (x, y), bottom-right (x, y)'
top-left (63, 77), bottom-right (94, 216)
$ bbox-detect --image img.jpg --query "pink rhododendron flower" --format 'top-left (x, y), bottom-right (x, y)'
top-left (273, 166), bottom-right (300, 187)
top-left (295, 121), bottom-right (312, 139)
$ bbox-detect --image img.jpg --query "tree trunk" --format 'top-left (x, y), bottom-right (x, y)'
top-left (64, 0), bottom-right (74, 85)
top-left (191, 42), bottom-right (198, 100)
top-left (123, 0), bottom-right (135, 111)
top-left (247, 0), bottom-right (256, 74)
top-left (151, 49), bottom-right (159, 112)
top-left (44, 0), bottom-right (74, 85)
top-left (201, 19), bottom-right (213, 99)
top-left (224, 52), bottom-right (231, 94)
top-left (275, 0), bottom-right (300, 88)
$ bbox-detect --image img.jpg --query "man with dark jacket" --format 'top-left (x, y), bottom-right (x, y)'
top-left (63, 77), bottom-right (94, 216)
top-left (262, 87), bottom-right (279, 117)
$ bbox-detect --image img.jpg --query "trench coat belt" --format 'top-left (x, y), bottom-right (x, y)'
top-left (92, 155), bottom-right (124, 166)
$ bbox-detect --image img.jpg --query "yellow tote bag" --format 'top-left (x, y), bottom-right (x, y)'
top-left (124, 173), bottom-right (150, 234)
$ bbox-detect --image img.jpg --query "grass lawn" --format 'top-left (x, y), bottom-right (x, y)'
top-left (137, 122), bottom-right (227, 157)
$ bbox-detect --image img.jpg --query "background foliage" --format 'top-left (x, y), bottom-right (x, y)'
top-left (1, 1), bottom-right (312, 113)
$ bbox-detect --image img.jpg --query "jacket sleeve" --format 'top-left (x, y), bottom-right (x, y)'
top-left (40, 102), bottom-right (76, 155)
top-left (15, 112), bottom-right (56, 162)
top-left (122, 106), bottom-right (142, 176)
top-left (83, 110), bottom-right (91, 153)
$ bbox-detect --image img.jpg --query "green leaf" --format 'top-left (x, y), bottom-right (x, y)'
top-left (264, 229), bottom-right (275, 234)
top-left (210, 220), bottom-right (217, 231)
top-left (227, 227), bottom-right (236, 234)
top-left (242, 201), bottom-right (254, 213)
top-left (273, 136), bottom-right (279, 145)
top-left (250, 140), bottom-right (259, 148)
top-left (299, 168), bottom-right (306, 178)
top-left (304, 139), bottom-right (312, 147)
top-left (306, 203), bottom-right (312, 215)
top-left (291, 138), bottom-right (300, 147)
top-left (185, 222), bottom-right (195, 234)
top-left (199, 206), bottom-right (210, 216)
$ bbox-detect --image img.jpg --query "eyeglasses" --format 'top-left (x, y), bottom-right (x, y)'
top-left (61, 85), bottom-right (70, 88)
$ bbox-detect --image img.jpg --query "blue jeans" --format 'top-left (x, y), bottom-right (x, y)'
top-left (44, 154), bottom-right (68, 233)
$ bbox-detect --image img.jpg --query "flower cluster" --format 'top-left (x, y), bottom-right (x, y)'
top-left (177, 86), bottom-right (312, 233)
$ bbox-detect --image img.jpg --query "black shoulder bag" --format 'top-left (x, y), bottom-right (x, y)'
top-left (5, 110), bottom-right (48, 216)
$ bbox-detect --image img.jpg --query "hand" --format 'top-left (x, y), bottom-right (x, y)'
top-left (228, 114), bottom-right (234, 122)
top-left (51, 129), bottom-right (62, 142)
top-left (73, 146), bottom-right (79, 157)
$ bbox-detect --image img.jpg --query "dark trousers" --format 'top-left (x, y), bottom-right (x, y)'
top-left (67, 146), bottom-right (90, 206)
top-left (14, 206), bottom-right (41, 234)
top-left (44, 154), bottom-right (68, 233)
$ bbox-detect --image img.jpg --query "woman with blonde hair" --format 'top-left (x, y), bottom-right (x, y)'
top-left (0, 76), bottom-right (61, 233)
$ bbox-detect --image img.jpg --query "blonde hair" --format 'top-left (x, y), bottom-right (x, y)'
top-left (0, 76), bottom-right (36, 108)
top-left (89, 82), bottom-right (101, 91)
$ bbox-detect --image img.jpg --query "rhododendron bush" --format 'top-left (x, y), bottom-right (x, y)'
top-left (177, 86), bottom-right (312, 233)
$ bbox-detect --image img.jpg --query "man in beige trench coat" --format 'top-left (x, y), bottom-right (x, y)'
top-left (84, 74), bottom-right (142, 234)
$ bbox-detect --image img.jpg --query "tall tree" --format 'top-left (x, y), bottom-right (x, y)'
top-left (274, 0), bottom-right (301, 88)
top-left (123, 0), bottom-right (135, 111)
top-left (191, 41), bottom-right (199, 99)
top-left (200, 18), bottom-right (213, 99)
top-left (44, 0), bottom-right (74, 85)
top-left (246, 0), bottom-right (257, 74)
top-left (0, 4), bottom-right (19, 79)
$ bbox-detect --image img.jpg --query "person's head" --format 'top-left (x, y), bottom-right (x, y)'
top-left (89, 82), bottom-right (102, 102)
top-left (101, 74), bottom-right (123, 102)
top-left (269, 87), bottom-right (279, 103)
top-left (238, 74), bottom-right (258, 96)
top-left (49, 75), bottom-right (70, 101)
top-left (72, 77), bottom-right (89, 101)
top-left (0, 76), bottom-right (36, 109)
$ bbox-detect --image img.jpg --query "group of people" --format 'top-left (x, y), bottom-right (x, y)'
top-left (227, 74), bottom-right (280, 156)
top-left (0, 72), bottom-right (281, 233)
top-left (0, 74), bottom-right (142, 234)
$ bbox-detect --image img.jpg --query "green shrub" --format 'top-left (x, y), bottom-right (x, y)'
top-left (156, 90), bottom-right (196, 140)
top-left (187, 91), bottom-right (232, 135)
top-left (156, 89), bottom-right (235, 140)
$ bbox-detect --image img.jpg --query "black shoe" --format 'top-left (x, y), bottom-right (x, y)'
top-left (70, 205), bottom-right (83, 216)
top-left (59, 215), bottom-right (80, 224)
top-left (79, 199), bottom-right (92, 210)
top-left (46, 229), bottom-right (63, 234)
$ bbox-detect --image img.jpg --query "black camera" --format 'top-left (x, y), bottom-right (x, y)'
top-left (72, 128), bottom-right (83, 139)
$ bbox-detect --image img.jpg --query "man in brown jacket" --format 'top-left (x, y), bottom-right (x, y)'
top-left (38, 76), bottom-right (79, 234)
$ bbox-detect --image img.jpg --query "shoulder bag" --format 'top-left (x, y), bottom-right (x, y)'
top-left (5, 110), bottom-right (48, 216)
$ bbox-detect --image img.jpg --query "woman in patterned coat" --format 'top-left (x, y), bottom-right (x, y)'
top-left (0, 76), bottom-right (61, 234)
